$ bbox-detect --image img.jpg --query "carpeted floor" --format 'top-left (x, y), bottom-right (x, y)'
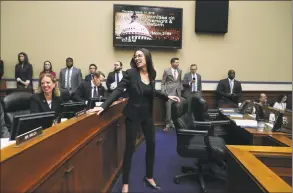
top-left (111, 128), bottom-right (226, 193)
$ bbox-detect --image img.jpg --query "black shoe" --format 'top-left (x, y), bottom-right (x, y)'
top-left (143, 176), bottom-right (161, 190)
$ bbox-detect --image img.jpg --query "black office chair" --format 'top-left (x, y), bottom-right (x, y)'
top-left (59, 88), bottom-right (71, 103)
top-left (2, 91), bottom-right (33, 131)
top-left (171, 97), bottom-right (230, 193)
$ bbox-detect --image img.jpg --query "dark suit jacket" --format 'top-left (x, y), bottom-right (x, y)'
top-left (29, 93), bottom-right (62, 117)
top-left (101, 68), bottom-right (169, 121)
top-left (85, 74), bottom-right (93, 82)
top-left (0, 103), bottom-right (10, 138)
top-left (0, 60), bottom-right (3, 79)
top-left (106, 71), bottom-right (126, 91)
top-left (182, 72), bottom-right (202, 98)
top-left (15, 63), bottom-right (33, 88)
top-left (72, 81), bottom-right (105, 103)
top-left (216, 78), bottom-right (242, 104)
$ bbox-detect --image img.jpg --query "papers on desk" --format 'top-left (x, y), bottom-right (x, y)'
top-left (95, 102), bottom-right (103, 106)
top-left (232, 119), bottom-right (258, 128)
top-left (1, 138), bottom-right (16, 150)
top-left (223, 112), bottom-right (243, 118)
top-left (220, 108), bottom-right (235, 113)
top-left (110, 82), bottom-right (117, 90)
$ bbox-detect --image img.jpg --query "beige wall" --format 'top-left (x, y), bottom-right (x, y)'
top-left (1, 1), bottom-right (292, 82)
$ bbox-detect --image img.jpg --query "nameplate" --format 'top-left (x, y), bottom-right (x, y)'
top-left (75, 109), bottom-right (86, 118)
top-left (16, 126), bottom-right (43, 145)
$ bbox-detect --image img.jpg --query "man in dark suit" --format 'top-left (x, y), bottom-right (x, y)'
top-left (0, 59), bottom-right (3, 80)
top-left (85, 64), bottom-right (97, 82)
top-left (106, 61), bottom-right (127, 98)
top-left (0, 103), bottom-right (10, 138)
top-left (182, 64), bottom-right (202, 114)
top-left (58, 57), bottom-right (83, 95)
top-left (216, 70), bottom-right (242, 107)
top-left (72, 71), bottom-right (106, 103)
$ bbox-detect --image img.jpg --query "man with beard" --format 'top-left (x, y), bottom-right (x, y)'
top-left (58, 57), bottom-right (83, 95)
top-left (106, 61), bottom-right (128, 98)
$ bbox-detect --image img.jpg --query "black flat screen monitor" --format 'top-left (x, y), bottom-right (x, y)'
top-left (10, 112), bottom-right (56, 140)
top-left (87, 97), bottom-right (106, 110)
top-left (60, 102), bottom-right (86, 120)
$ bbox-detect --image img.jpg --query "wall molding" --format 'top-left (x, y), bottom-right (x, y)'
top-left (1, 79), bottom-right (292, 91)
top-left (2, 78), bottom-right (292, 85)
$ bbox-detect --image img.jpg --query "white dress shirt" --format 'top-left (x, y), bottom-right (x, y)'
top-left (171, 68), bottom-right (178, 80)
top-left (91, 80), bottom-right (98, 98)
top-left (273, 102), bottom-right (287, 110)
top-left (115, 71), bottom-right (123, 83)
top-left (65, 67), bottom-right (73, 89)
top-left (47, 100), bottom-right (52, 109)
top-left (190, 73), bottom-right (198, 92)
top-left (228, 78), bottom-right (234, 94)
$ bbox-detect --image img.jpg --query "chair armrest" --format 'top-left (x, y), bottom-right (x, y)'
top-left (193, 121), bottom-right (212, 126)
top-left (178, 129), bottom-right (208, 135)
top-left (208, 109), bottom-right (219, 113)
top-left (194, 120), bottom-right (230, 127)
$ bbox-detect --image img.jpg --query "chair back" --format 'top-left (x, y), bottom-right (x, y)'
top-left (2, 92), bottom-right (32, 130)
top-left (171, 97), bottom-right (194, 132)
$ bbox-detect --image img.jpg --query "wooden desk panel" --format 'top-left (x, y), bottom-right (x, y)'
top-left (226, 145), bottom-right (292, 193)
top-left (0, 100), bottom-right (142, 193)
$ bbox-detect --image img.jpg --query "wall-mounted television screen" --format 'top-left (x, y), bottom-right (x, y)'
top-left (113, 4), bottom-right (183, 49)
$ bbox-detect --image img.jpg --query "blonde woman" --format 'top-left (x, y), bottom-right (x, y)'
top-left (30, 73), bottom-right (62, 117)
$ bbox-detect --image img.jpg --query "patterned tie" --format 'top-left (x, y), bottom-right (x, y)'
top-left (93, 86), bottom-right (98, 98)
top-left (174, 70), bottom-right (177, 80)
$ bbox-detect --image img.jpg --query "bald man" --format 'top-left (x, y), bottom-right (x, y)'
top-left (216, 70), bottom-right (242, 107)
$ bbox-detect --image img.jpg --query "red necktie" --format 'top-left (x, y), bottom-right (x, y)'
top-left (174, 70), bottom-right (177, 80)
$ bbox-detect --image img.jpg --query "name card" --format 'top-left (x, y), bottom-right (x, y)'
top-left (75, 109), bottom-right (86, 118)
top-left (16, 126), bottom-right (43, 145)
top-left (95, 102), bottom-right (103, 107)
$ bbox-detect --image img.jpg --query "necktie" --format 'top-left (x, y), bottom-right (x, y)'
top-left (174, 70), bottom-right (177, 80)
top-left (229, 80), bottom-right (233, 94)
top-left (66, 69), bottom-right (70, 88)
top-left (193, 75), bottom-right (195, 92)
top-left (93, 86), bottom-right (98, 98)
top-left (116, 72), bottom-right (119, 83)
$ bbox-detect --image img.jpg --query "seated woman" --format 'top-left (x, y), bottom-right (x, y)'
top-left (273, 94), bottom-right (287, 110)
top-left (39, 60), bottom-right (56, 78)
top-left (30, 73), bottom-right (62, 117)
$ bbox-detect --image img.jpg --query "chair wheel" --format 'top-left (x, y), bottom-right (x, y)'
top-left (174, 178), bottom-right (180, 184)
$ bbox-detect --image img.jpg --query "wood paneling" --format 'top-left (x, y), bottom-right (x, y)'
top-left (153, 90), bottom-right (292, 125)
top-left (0, 100), bottom-right (143, 193)
top-left (226, 146), bottom-right (292, 193)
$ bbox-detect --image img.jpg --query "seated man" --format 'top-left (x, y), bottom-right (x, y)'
top-left (72, 71), bottom-right (106, 103)
top-left (216, 70), bottom-right (242, 107)
top-left (0, 103), bottom-right (10, 138)
top-left (253, 93), bottom-right (271, 120)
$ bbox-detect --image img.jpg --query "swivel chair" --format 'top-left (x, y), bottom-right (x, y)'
top-left (171, 97), bottom-right (230, 193)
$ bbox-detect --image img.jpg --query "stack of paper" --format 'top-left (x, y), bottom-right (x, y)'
top-left (233, 119), bottom-right (258, 128)
top-left (220, 108), bottom-right (235, 113)
top-left (1, 138), bottom-right (16, 150)
top-left (223, 112), bottom-right (243, 118)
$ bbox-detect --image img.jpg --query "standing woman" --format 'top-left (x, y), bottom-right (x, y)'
top-left (15, 52), bottom-right (33, 88)
top-left (91, 48), bottom-right (180, 193)
top-left (40, 60), bottom-right (56, 78)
